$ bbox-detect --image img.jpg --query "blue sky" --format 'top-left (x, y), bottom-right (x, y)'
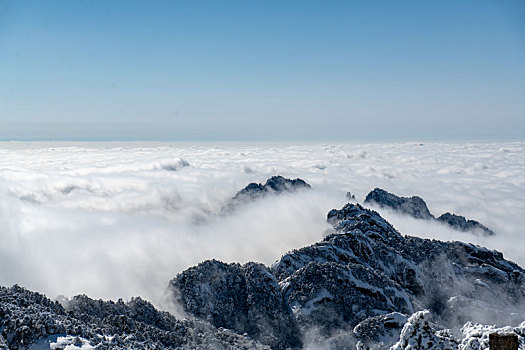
top-left (0, 0), bottom-right (524, 141)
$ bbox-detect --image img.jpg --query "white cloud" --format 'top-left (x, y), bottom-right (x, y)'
top-left (0, 141), bottom-right (523, 309)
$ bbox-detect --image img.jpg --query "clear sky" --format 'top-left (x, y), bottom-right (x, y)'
top-left (0, 0), bottom-right (524, 141)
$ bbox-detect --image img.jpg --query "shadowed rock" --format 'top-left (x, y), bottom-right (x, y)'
top-left (364, 187), bottom-right (495, 236)
top-left (364, 188), bottom-right (434, 220)
top-left (437, 212), bottom-right (495, 236)
top-left (223, 175), bottom-right (311, 213)
top-left (169, 260), bottom-right (302, 350)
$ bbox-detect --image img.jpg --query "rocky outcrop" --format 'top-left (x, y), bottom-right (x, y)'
top-left (169, 260), bottom-right (302, 350)
top-left (364, 188), bottom-right (434, 220)
top-left (364, 188), bottom-right (495, 236)
top-left (223, 176), bottom-right (311, 212)
top-left (437, 212), bottom-right (495, 236)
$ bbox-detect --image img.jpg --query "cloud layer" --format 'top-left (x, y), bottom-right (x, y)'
top-left (0, 141), bottom-right (523, 309)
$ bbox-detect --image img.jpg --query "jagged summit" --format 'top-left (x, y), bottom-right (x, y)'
top-left (223, 175), bottom-right (311, 212)
top-left (234, 175), bottom-right (310, 200)
top-left (364, 188), bottom-right (495, 236)
top-left (437, 212), bottom-right (495, 236)
top-left (364, 188), bottom-right (434, 220)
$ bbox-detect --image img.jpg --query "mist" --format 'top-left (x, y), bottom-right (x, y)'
top-left (0, 141), bottom-right (523, 310)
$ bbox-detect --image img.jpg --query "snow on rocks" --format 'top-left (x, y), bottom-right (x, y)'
top-left (0, 285), bottom-right (269, 349)
top-left (169, 260), bottom-right (302, 350)
top-left (390, 310), bottom-right (525, 350)
top-left (390, 310), bottom-right (458, 350)
top-left (172, 202), bottom-right (524, 349)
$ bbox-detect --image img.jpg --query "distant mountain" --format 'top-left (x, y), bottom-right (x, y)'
top-left (436, 212), bottom-right (495, 236)
top-left (364, 188), bottom-right (434, 220)
top-left (222, 176), bottom-right (311, 213)
top-left (364, 188), bottom-right (495, 236)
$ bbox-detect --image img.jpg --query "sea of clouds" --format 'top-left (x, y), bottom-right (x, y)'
top-left (0, 141), bottom-right (523, 310)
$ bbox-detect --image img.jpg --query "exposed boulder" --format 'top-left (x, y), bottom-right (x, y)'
top-left (364, 188), bottom-right (434, 220)
top-left (437, 212), bottom-right (495, 236)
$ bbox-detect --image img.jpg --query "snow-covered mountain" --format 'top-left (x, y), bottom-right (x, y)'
top-left (1, 177), bottom-right (523, 349)
top-left (171, 198), bottom-right (524, 349)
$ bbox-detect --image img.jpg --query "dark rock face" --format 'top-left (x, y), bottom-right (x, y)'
top-left (364, 187), bottom-right (495, 236)
top-left (0, 284), bottom-right (269, 349)
top-left (224, 176), bottom-right (311, 212)
top-left (437, 212), bottom-right (495, 236)
top-left (169, 260), bottom-right (302, 350)
top-left (364, 188), bottom-right (434, 220)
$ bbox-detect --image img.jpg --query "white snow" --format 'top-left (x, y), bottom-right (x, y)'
top-left (391, 310), bottom-right (525, 350)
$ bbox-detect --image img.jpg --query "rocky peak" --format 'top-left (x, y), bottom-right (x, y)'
top-left (437, 212), bottom-right (495, 236)
top-left (364, 188), bottom-right (434, 220)
top-left (231, 176), bottom-right (310, 202)
top-left (364, 188), bottom-right (495, 236)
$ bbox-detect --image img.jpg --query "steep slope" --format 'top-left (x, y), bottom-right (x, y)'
top-left (170, 261), bottom-right (302, 350)
top-left (275, 204), bottom-right (522, 330)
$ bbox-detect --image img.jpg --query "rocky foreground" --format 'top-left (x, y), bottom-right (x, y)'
top-left (1, 178), bottom-right (523, 349)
